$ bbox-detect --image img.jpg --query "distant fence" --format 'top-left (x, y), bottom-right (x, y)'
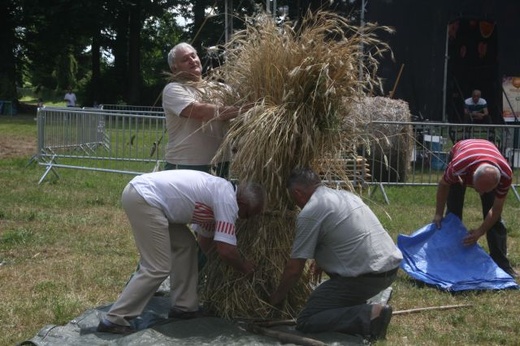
top-left (33, 107), bottom-right (520, 203)
top-left (100, 104), bottom-right (164, 113)
top-left (35, 107), bottom-right (166, 184)
top-left (362, 120), bottom-right (520, 203)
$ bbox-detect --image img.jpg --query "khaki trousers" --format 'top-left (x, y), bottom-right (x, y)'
top-left (105, 184), bottom-right (198, 326)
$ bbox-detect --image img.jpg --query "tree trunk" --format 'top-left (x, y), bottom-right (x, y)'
top-left (90, 28), bottom-right (101, 106)
top-left (127, 0), bottom-right (142, 104)
top-left (0, 0), bottom-right (19, 105)
top-left (113, 6), bottom-right (130, 103)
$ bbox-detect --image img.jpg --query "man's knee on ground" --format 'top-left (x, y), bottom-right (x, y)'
top-left (295, 314), bottom-right (315, 332)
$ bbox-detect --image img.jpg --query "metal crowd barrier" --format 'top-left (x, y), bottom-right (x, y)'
top-left (99, 104), bottom-right (164, 113)
top-left (33, 107), bottom-right (520, 205)
top-left (35, 107), bottom-right (166, 184)
top-left (362, 120), bottom-right (520, 203)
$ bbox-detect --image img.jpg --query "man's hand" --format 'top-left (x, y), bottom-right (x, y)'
top-left (432, 214), bottom-right (443, 229)
top-left (241, 260), bottom-right (256, 276)
top-left (269, 259), bottom-right (306, 307)
top-left (471, 112), bottom-right (484, 120)
top-left (269, 291), bottom-right (284, 307)
top-left (310, 260), bottom-right (322, 286)
top-left (463, 228), bottom-right (485, 246)
top-left (215, 241), bottom-right (255, 275)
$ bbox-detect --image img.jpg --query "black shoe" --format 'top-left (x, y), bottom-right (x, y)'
top-left (168, 307), bottom-right (210, 319)
top-left (504, 267), bottom-right (518, 278)
top-left (368, 305), bottom-right (393, 341)
top-left (96, 318), bottom-right (135, 335)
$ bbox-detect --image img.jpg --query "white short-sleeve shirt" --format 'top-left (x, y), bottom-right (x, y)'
top-left (129, 170), bottom-right (238, 245)
top-left (162, 81), bottom-right (231, 165)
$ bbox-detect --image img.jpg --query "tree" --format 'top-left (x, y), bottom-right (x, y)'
top-left (1, 0), bottom-right (358, 109)
top-left (0, 0), bottom-right (20, 103)
top-left (21, 0), bottom-right (92, 98)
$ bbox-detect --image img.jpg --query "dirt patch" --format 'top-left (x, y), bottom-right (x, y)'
top-left (0, 134), bottom-right (37, 159)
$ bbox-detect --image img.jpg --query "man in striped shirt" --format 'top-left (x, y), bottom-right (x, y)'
top-left (97, 170), bottom-right (266, 335)
top-left (433, 139), bottom-right (517, 277)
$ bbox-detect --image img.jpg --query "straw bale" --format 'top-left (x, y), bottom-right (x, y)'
top-left (351, 96), bottom-right (413, 182)
top-left (201, 211), bottom-right (310, 320)
top-left (202, 10), bottom-right (392, 319)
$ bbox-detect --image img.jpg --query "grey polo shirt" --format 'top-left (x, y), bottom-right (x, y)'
top-left (291, 186), bottom-right (402, 277)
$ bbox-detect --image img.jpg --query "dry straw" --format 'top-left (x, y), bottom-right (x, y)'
top-left (201, 10), bottom-right (394, 320)
top-left (351, 96), bottom-right (413, 183)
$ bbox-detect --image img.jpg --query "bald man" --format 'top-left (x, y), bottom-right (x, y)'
top-left (464, 89), bottom-right (489, 124)
top-left (433, 139), bottom-right (517, 277)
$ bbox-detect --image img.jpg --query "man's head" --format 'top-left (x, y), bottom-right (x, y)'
top-left (167, 42), bottom-right (202, 82)
top-left (471, 89), bottom-right (482, 103)
top-left (237, 182), bottom-right (266, 219)
top-left (286, 167), bottom-right (322, 208)
top-left (473, 163), bottom-right (500, 194)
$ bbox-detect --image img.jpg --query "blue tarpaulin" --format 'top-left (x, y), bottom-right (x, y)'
top-left (397, 213), bottom-right (518, 292)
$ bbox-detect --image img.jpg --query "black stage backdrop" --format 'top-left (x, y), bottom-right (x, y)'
top-left (366, 0), bottom-right (520, 123)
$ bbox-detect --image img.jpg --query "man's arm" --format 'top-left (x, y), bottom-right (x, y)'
top-left (214, 241), bottom-right (255, 275)
top-left (463, 103), bottom-right (470, 116)
top-left (463, 102), bottom-right (472, 122)
top-left (180, 102), bottom-right (252, 122)
top-left (470, 106), bottom-right (489, 121)
top-left (269, 258), bottom-right (307, 306)
top-left (433, 178), bottom-right (451, 228)
top-left (197, 235), bottom-right (215, 254)
top-left (471, 107), bottom-right (489, 120)
top-left (463, 196), bottom-right (506, 246)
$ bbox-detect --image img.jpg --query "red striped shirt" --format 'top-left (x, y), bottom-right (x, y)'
top-left (443, 139), bottom-right (512, 198)
top-left (192, 202), bottom-right (235, 236)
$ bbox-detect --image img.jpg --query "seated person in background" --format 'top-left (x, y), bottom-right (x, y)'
top-left (462, 89), bottom-right (493, 141)
top-left (464, 89), bottom-right (489, 124)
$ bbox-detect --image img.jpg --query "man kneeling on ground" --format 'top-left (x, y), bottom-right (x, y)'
top-left (270, 167), bottom-right (402, 341)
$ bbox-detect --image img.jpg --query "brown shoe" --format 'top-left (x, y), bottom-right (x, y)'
top-left (96, 319), bottom-right (135, 335)
top-left (368, 305), bottom-right (393, 341)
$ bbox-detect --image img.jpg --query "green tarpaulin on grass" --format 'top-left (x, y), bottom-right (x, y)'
top-left (20, 288), bottom-right (393, 345)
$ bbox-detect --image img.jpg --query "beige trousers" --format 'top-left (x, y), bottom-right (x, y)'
top-left (105, 184), bottom-right (199, 326)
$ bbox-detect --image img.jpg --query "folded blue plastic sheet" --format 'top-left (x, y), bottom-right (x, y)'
top-left (397, 213), bottom-right (519, 292)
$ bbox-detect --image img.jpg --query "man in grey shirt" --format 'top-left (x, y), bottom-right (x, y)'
top-left (270, 167), bottom-right (402, 341)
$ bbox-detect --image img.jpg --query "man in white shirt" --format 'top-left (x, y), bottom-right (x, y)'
top-left (464, 89), bottom-right (489, 124)
top-left (63, 87), bottom-right (77, 107)
top-left (97, 170), bottom-right (266, 334)
top-left (270, 168), bottom-right (402, 342)
top-left (162, 42), bottom-right (251, 177)
top-left (162, 43), bottom-right (255, 300)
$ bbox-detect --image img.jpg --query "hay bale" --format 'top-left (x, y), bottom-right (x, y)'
top-left (203, 10), bottom-right (392, 319)
top-left (351, 96), bottom-right (413, 182)
top-left (201, 211), bottom-right (309, 320)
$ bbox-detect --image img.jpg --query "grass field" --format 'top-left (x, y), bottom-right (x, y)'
top-left (1, 114), bottom-right (519, 345)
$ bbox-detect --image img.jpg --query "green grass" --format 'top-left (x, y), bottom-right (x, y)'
top-left (1, 115), bottom-right (519, 345)
top-left (20, 89), bottom-right (68, 107)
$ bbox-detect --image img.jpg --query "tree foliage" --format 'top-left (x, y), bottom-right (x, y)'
top-left (0, 0), bottom-right (361, 107)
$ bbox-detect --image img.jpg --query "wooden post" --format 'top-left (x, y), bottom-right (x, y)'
top-left (393, 304), bottom-right (473, 315)
top-left (389, 63), bottom-right (405, 98)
